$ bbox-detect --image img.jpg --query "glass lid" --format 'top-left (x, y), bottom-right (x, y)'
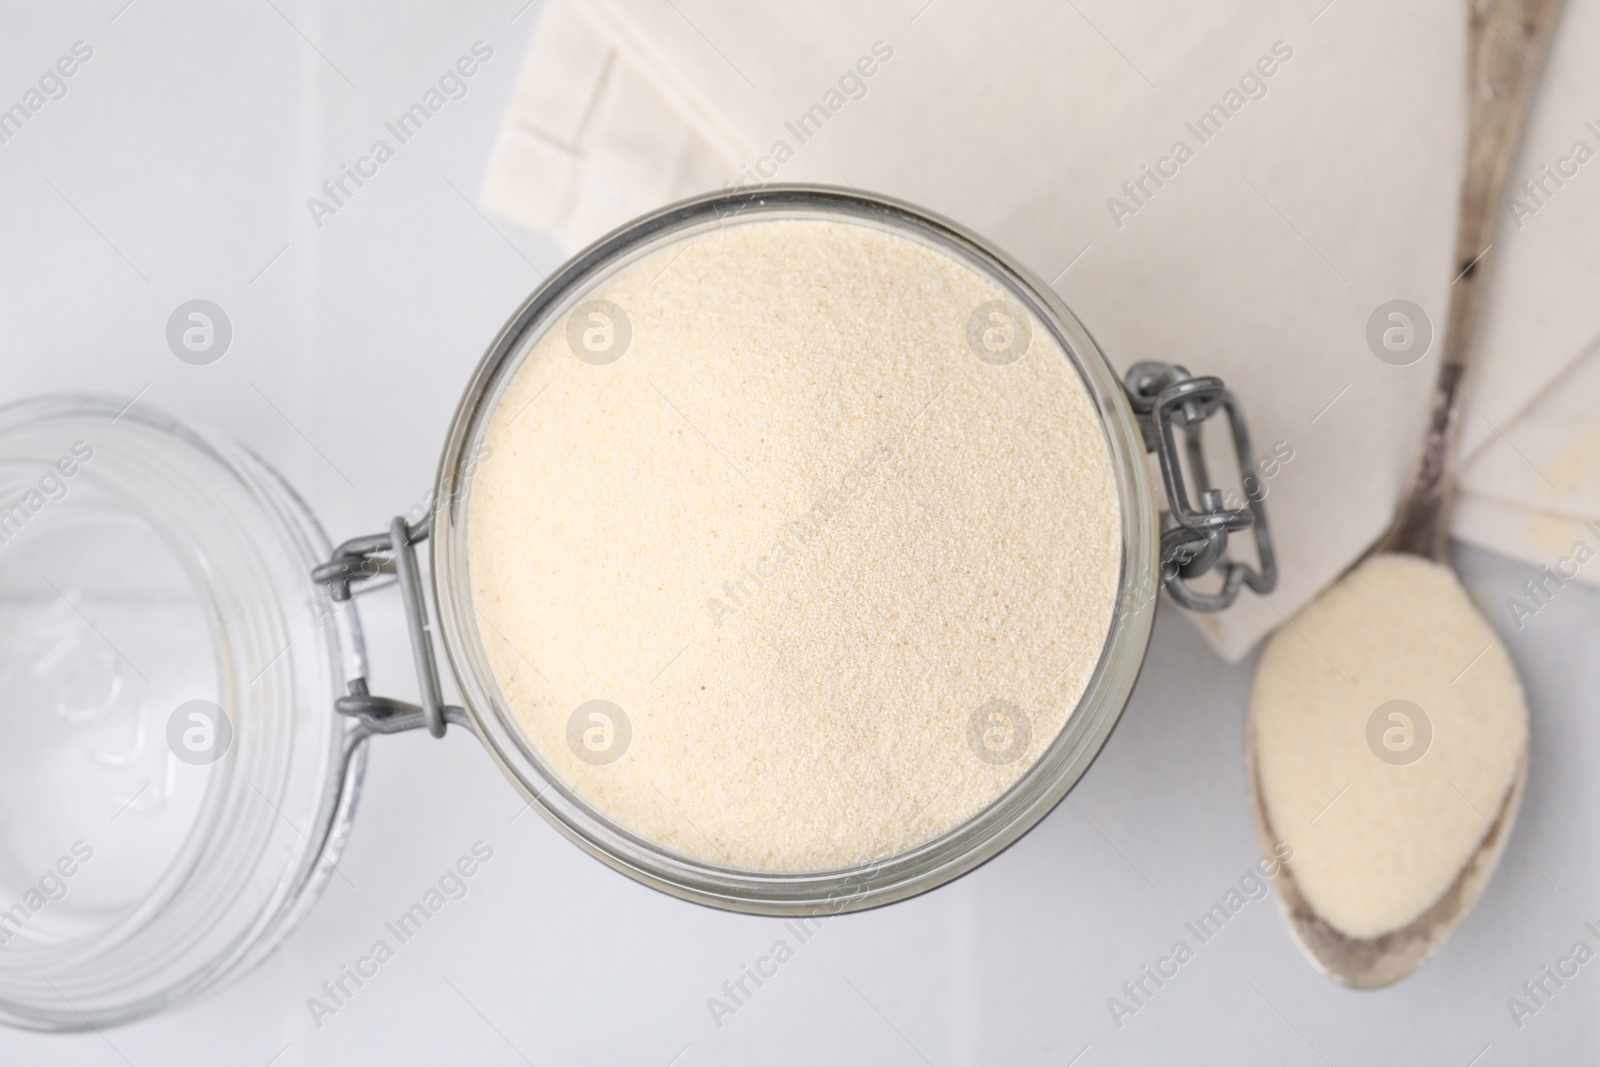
top-left (0, 397), bottom-right (362, 1030)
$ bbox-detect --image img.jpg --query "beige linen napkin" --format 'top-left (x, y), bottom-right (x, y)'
top-left (483, 0), bottom-right (1600, 659)
top-left (1461, 337), bottom-right (1600, 525)
top-left (1453, 333), bottom-right (1600, 595)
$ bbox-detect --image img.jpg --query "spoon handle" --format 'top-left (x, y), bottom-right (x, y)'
top-left (1378, 0), bottom-right (1563, 560)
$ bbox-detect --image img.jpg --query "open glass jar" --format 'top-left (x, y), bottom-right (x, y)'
top-left (325, 186), bottom-right (1275, 910)
top-left (0, 185), bottom-right (1273, 1029)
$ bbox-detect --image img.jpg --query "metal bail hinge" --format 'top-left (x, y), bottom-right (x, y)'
top-left (313, 515), bottom-right (468, 738)
top-left (1123, 361), bottom-right (1277, 612)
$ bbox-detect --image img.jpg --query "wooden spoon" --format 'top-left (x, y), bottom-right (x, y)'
top-left (1247, 0), bottom-right (1562, 988)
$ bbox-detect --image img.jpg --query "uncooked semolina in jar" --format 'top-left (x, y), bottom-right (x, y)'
top-left (468, 216), bottom-right (1122, 872)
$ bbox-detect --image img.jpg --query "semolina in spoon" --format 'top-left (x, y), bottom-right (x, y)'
top-left (1245, 0), bottom-right (1563, 988)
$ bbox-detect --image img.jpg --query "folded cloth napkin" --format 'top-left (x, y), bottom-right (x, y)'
top-left (1461, 335), bottom-right (1600, 524)
top-left (1454, 331), bottom-right (1600, 601)
top-left (482, 0), bottom-right (1600, 659)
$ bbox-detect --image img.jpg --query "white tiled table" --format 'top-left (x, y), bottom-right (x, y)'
top-left (1, 3), bottom-right (1594, 1063)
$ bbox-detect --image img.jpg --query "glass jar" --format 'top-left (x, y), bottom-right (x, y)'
top-left (333, 186), bottom-right (1274, 912)
top-left (0, 185), bottom-right (1273, 1029)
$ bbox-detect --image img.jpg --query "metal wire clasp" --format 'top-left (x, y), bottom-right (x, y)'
top-left (312, 515), bottom-right (468, 739)
top-left (1123, 362), bottom-right (1277, 612)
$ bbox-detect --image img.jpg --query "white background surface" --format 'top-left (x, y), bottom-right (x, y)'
top-left (1, 2), bottom-right (1597, 1063)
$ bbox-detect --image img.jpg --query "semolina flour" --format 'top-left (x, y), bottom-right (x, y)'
top-left (1249, 552), bottom-right (1527, 939)
top-left (467, 216), bottom-right (1123, 871)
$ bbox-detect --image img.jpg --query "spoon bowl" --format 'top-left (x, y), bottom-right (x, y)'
top-left (1248, 724), bottom-right (1527, 988)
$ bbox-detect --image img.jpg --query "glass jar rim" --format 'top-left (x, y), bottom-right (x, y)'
top-left (429, 185), bottom-right (1160, 915)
